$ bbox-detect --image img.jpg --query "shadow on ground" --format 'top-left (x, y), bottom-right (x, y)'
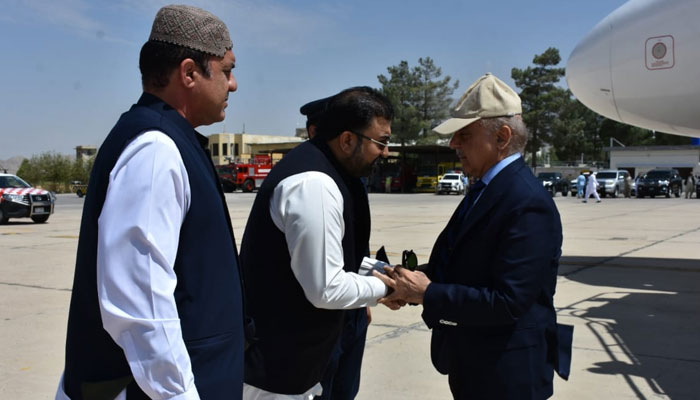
top-left (559, 256), bottom-right (700, 399)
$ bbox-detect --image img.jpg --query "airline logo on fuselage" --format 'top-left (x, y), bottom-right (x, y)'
top-left (645, 35), bottom-right (675, 70)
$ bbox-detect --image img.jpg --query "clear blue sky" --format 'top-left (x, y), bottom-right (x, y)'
top-left (0, 0), bottom-right (629, 159)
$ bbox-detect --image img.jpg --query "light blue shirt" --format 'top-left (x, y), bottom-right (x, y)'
top-left (577, 174), bottom-right (586, 187)
top-left (472, 152), bottom-right (521, 207)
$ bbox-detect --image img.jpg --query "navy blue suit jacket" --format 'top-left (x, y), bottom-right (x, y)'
top-left (422, 157), bottom-right (571, 399)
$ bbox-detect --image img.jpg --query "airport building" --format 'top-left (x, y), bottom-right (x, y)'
top-left (75, 145), bottom-right (97, 160)
top-left (608, 145), bottom-right (700, 178)
top-left (207, 133), bottom-right (305, 165)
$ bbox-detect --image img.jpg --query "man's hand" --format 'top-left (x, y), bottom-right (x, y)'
top-left (373, 265), bottom-right (431, 309)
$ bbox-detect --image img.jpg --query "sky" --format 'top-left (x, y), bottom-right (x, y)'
top-left (0, 0), bottom-right (630, 159)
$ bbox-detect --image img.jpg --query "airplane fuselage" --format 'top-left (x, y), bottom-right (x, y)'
top-left (566, 0), bottom-right (700, 138)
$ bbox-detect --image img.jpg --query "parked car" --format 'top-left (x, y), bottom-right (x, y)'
top-left (595, 170), bottom-right (630, 198)
top-left (0, 173), bottom-right (55, 224)
top-left (635, 169), bottom-right (682, 198)
top-left (70, 180), bottom-right (88, 197)
top-left (536, 172), bottom-right (570, 197)
top-left (436, 173), bottom-right (466, 195)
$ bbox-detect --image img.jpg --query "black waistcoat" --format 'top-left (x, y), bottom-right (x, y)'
top-left (240, 139), bottom-right (370, 394)
top-left (63, 93), bottom-right (245, 400)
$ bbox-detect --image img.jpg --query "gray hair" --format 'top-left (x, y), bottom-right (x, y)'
top-left (480, 115), bottom-right (529, 155)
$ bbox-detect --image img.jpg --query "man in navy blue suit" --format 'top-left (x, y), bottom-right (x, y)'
top-left (375, 73), bottom-right (572, 399)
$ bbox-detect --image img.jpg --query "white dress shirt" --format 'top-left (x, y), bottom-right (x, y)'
top-left (56, 130), bottom-right (199, 400)
top-left (242, 171), bottom-right (386, 400)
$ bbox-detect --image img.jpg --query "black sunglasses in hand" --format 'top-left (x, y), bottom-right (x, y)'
top-left (401, 249), bottom-right (417, 271)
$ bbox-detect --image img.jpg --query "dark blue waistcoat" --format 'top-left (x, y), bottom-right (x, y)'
top-left (240, 139), bottom-right (370, 395)
top-left (63, 93), bottom-right (245, 400)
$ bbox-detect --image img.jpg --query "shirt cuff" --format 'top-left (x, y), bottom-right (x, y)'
top-left (165, 386), bottom-right (200, 400)
top-left (366, 275), bottom-right (389, 306)
top-left (358, 256), bottom-right (389, 276)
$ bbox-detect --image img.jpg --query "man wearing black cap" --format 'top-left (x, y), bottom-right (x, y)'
top-left (56, 5), bottom-right (245, 400)
top-left (300, 96), bottom-right (373, 400)
top-left (300, 96), bottom-right (332, 139)
top-left (240, 87), bottom-right (393, 399)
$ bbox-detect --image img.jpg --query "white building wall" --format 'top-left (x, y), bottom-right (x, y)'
top-left (610, 148), bottom-right (700, 176)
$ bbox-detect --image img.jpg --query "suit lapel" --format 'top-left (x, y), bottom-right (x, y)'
top-left (454, 157), bottom-right (526, 243)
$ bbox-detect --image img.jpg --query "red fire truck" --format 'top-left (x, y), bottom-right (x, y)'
top-left (216, 155), bottom-right (273, 193)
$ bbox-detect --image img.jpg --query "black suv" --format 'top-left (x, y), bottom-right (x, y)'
top-left (635, 169), bottom-right (682, 198)
top-left (536, 172), bottom-right (570, 197)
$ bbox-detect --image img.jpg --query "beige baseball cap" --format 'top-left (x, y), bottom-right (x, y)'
top-left (433, 73), bottom-right (522, 135)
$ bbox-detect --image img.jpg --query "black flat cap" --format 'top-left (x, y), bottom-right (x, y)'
top-left (300, 95), bottom-right (333, 125)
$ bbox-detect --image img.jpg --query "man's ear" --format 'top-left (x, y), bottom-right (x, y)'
top-left (179, 58), bottom-right (197, 88)
top-left (495, 124), bottom-right (512, 151)
top-left (337, 131), bottom-right (358, 155)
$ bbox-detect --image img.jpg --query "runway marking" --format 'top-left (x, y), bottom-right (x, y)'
top-left (0, 281), bottom-right (71, 292)
top-left (366, 321), bottom-right (428, 345)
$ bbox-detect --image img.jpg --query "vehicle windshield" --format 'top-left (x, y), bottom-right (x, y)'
top-left (537, 173), bottom-right (556, 179)
top-left (0, 175), bottom-right (31, 188)
top-left (417, 167), bottom-right (436, 176)
top-left (644, 171), bottom-right (671, 179)
top-left (443, 174), bottom-right (460, 180)
top-left (217, 166), bottom-right (234, 174)
top-left (596, 172), bottom-right (617, 179)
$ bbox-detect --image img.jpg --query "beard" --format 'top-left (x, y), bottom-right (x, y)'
top-left (346, 141), bottom-right (378, 177)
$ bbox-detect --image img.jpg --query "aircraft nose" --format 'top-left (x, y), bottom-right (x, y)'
top-left (566, 19), bottom-right (621, 121)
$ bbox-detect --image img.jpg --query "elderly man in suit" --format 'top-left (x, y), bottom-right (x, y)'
top-left (374, 73), bottom-right (572, 400)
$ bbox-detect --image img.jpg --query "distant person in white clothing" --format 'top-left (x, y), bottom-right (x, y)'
top-left (684, 174), bottom-right (696, 198)
top-left (584, 172), bottom-right (601, 203)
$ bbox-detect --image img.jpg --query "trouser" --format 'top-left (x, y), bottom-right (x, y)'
top-left (585, 186), bottom-right (600, 201)
top-left (315, 308), bottom-right (369, 400)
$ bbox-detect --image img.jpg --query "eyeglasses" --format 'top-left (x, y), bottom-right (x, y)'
top-left (402, 249), bottom-right (417, 271)
top-left (351, 131), bottom-right (390, 150)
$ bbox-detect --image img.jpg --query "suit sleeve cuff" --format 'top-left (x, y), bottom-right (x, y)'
top-left (421, 282), bottom-right (445, 328)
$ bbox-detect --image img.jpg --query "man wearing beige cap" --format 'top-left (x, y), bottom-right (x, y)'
top-left (56, 5), bottom-right (245, 400)
top-left (375, 74), bottom-right (572, 399)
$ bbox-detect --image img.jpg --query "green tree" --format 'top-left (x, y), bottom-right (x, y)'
top-left (16, 158), bottom-right (39, 183)
top-left (511, 47), bottom-right (567, 168)
top-left (551, 93), bottom-right (604, 162)
top-left (378, 57), bottom-right (459, 145)
top-left (44, 153), bottom-right (72, 191)
top-left (378, 61), bottom-right (421, 144)
top-left (70, 157), bottom-right (94, 183)
top-left (597, 119), bottom-right (690, 147)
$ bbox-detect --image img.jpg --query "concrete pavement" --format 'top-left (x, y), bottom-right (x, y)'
top-left (1, 193), bottom-right (698, 399)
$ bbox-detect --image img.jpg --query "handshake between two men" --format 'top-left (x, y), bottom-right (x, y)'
top-left (374, 265), bottom-right (430, 310)
top-left (361, 248), bottom-right (431, 310)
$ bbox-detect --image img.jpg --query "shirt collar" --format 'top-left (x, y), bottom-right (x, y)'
top-left (480, 153), bottom-right (521, 186)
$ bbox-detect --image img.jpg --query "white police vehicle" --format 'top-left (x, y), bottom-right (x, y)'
top-left (436, 173), bottom-right (466, 195)
top-left (0, 173), bottom-right (55, 224)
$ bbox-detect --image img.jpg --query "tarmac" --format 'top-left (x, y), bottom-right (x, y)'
top-left (1, 192), bottom-right (699, 399)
